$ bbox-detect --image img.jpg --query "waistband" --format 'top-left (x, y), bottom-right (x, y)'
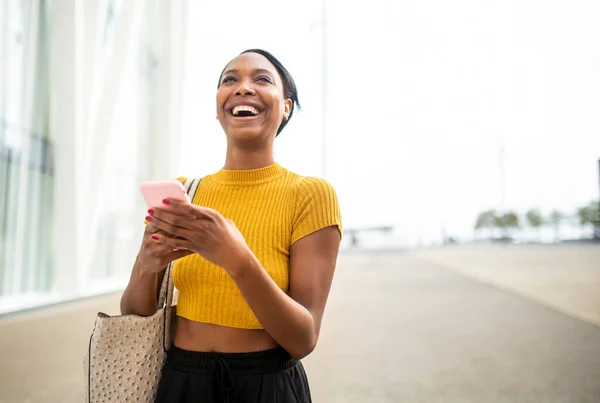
top-left (166, 346), bottom-right (298, 375)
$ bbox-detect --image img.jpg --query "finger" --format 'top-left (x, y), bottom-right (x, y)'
top-left (157, 198), bottom-right (196, 218)
top-left (151, 232), bottom-right (194, 251)
top-left (162, 199), bottom-right (221, 222)
top-left (146, 213), bottom-right (197, 240)
top-left (144, 220), bottom-right (162, 235)
top-left (144, 229), bottom-right (188, 250)
top-left (144, 231), bottom-right (175, 246)
top-left (149, 206), bottom-right (195, 229)
top-left (144, 218), bottom-right (181, 237)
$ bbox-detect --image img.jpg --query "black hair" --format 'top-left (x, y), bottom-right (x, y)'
top-left (218, 49), bottom-right (301, 137)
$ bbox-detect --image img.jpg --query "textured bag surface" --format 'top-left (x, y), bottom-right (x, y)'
top-left (83, 178), bottom-right (199, 403)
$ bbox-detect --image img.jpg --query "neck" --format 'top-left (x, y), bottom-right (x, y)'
top-left (223, 143), bottom-right (275, 170)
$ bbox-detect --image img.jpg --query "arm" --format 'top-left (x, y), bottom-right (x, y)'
top-left (119, 261), bottom-right (163, 316)
top-left (230, 226), bottom-right (340, 359)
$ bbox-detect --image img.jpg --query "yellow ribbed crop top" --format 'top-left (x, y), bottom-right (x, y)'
top-left (172, 163), bottom-right (342, 329)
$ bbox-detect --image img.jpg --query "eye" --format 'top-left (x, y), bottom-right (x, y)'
top-left (221, 76), bottom-right (236, 85)
top-left (256, 76), bottom-right (273, 84)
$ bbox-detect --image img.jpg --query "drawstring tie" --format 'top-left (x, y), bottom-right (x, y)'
top-left (209, 356), bottom-right (234, 402)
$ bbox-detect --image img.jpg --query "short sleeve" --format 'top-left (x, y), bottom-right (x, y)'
top-left (291, 177), bottom-right (342, 244)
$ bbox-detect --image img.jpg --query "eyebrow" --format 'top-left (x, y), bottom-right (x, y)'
top-left (221, 68), bottom-right (275, 78)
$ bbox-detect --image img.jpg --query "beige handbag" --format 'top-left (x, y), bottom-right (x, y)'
top-left (83, 177), bottom-right (200, 402)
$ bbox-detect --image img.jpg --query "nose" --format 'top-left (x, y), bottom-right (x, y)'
top-left (234, 79), bottom-right (256, 96)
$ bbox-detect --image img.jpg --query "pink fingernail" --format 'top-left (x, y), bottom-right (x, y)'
top-left (148, 209), bottom-right (155, 215)
top-left (145, 216), bottom-right (153, 222)
top-left (162, 199), bottom-right (170, 205)
top-left (152, 235), bottom-right (159, 240)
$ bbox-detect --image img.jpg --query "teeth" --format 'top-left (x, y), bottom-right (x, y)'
top-left (232, 105), bottom-right (259, 116)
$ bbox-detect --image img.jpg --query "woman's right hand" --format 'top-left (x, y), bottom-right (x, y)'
top-left (121, 217), bottom-right (193, 315)
top-left (135, 217), bottom-right (195, 275)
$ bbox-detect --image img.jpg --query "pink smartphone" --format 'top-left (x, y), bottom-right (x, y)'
top-left (139, 180), bottom-right (190, 208)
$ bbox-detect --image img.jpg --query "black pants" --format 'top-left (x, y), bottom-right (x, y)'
top-left (156, 346), bottom-right (312, 403)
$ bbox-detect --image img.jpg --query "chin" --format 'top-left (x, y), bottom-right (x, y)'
top-left (227, 127), bottom-right (268, 144)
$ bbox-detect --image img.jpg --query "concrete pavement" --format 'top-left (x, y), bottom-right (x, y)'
top-left (1, 246), bottom-right (599, 402)
top-left (305, 250), bottom-right (600, 403)
top-left (412, 243), bottom-right (600, 326)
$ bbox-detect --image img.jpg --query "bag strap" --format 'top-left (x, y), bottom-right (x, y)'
top-left (160, 177), bottom-right (201, 352)
top-left (156, 177), bottom-right (201, 310)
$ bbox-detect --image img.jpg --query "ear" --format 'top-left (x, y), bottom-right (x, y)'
top-left (283, 99), bottom-right (293, 120)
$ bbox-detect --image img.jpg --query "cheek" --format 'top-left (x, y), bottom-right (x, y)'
top-left (216, 90), bottom-right (228, 114)
top-left (266, 91), bottom-right (285, 113)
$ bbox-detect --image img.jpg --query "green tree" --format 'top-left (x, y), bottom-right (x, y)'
top-left (576, 201), bottom-right (599, 237)
top-left (548, 210), bottom-right (564, 242)
top-left (474, 209), bottom-right (498, 238)
top-left (525, 209), bottom-right (543, 241)
top-left (525, 209), bottom-right (543, 227)
top-left (495, 211), bottom-right (520, 239)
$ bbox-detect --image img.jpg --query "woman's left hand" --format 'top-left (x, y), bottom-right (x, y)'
top-left (147, 199), bottom-right (253, 277)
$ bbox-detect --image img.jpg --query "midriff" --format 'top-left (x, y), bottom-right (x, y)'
top-left (173, 316), bottom-right (279, 352)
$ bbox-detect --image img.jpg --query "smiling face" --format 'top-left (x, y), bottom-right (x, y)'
top-left (217, 52), bottom-right (292, 145)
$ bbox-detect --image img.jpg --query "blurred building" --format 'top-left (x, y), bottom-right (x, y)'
top-left (0, 0), bottom-right (189, 314)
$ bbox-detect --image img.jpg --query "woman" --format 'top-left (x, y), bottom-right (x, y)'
top-left (120, 49), bottom-right (342, 403)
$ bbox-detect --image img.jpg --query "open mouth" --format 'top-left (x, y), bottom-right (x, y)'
top-left (230, 105), bottom-right (262, 118)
